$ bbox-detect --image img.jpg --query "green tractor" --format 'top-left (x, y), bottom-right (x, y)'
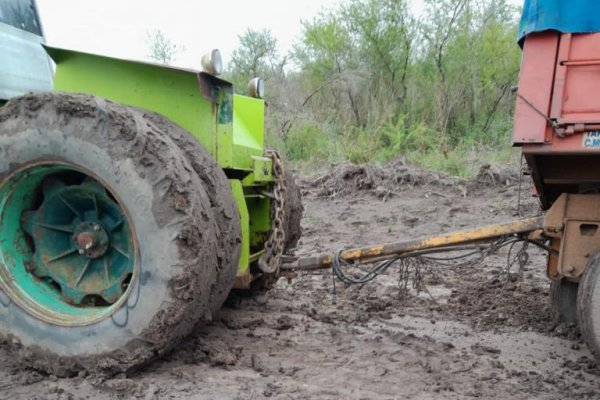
top-left (0, 1), bottom-right (302, 376)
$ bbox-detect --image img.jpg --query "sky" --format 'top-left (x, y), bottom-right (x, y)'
top-left (36, 0), bottom-right (522, 71)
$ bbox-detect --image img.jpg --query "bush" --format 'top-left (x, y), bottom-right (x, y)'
top-left (281, 122), bottom-right (335, 162)
top-left (265, 113), bottom-right (519, 178)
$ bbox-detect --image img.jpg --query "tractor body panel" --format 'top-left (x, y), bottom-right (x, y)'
top-left (48, 47), bottom-right (218, 163)
top-left (47, 47), bottom-right (269, 175)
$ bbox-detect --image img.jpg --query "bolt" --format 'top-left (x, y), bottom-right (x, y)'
top-left (567, 265), bottom-right (576, 273)
top-left (94, 224), bottom-right (101, 231)
top-left (76, 232), bottom-right (97, 251)
top-left (78, 249), bottom-right (85, 255)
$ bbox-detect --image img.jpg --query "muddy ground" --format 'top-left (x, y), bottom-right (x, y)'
top-left (2, 160), bottom-right (600, 399)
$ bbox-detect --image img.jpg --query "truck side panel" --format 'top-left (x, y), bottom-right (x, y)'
top-left (516, 32), bottom-right (600, 209)
top-left (513, 32), bottom-right (559, 144)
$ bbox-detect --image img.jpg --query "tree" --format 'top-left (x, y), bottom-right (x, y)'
top-left (343, 0), bottom-right (417, 109)
top-left (294, 12), bottom-right (362, 125)
top-left (229, 29), bottom-right (283, 80)
top-left (223, 0), bottom-right (522, 168)
top-left (147, 29), bottom-right (182, 65)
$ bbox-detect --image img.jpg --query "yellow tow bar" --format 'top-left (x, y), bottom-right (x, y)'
top-left (282, 217), bottom-right (544, 271)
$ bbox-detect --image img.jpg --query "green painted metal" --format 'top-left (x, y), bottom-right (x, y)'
top-left (0, 163), bottom-right (138, 326)
top-left (230, 95), bottom-right (265, 170)
top-left (246, 196), bottom-right (272, 248)
top-left (46, 47), bottom-right (267, 173)
top-left (250, 156), bottom-right (274, 183)
top-left (229, 180), bottom-right (249, 274)
top-left (21, 175), bottom-right (134, 306)
top-left (46, 47), bottom-right (218, 161)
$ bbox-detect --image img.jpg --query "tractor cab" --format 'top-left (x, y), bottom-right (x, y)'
top-left (0, 0), bottom-right (52, 101)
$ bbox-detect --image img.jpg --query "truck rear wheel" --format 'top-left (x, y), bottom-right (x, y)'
top-left (577, 251), bottom-right (600, 359)
top-left (550, 279), bottom-right (578, 324)
top-left (0, 93), bottom-right (239, 376)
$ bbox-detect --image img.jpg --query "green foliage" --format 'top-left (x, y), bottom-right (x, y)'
top-left (226, 29), bottom-right (285, 94)
top-left (339, 117), bottom-right (436, 164)
top-left (281, 122), bottom-right (333, 162)
top-left (408, 143), bottom-right (519, 178)
top-left (230, 0), bottom-right (522, 176)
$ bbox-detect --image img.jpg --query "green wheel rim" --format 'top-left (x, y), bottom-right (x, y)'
top-left (0, 162), bottom-right (138, 326)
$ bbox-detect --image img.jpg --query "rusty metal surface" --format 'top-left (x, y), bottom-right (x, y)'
top-left (283, 217), bottom-right (544, 271)
top-left (197, 72), bottom-right (233, 104)
top-left (233, 270), bottom-right (251, 289)
top-left (546, 238), bottom-right (561, 280)
top-left (544, 194), bottom-right (600, 234)
top-left (526, 154), bottom-right (600, 209)
top-left (558, 219), bottom-right (600, 279)
top-left (543, 193), bottom-right (600, 280)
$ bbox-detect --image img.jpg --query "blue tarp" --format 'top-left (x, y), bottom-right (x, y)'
top-left (518, 0), bottom-right (600, 43)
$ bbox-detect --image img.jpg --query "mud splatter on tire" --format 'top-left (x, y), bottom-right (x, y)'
top-left (283, 169), bottom-right (303, 252)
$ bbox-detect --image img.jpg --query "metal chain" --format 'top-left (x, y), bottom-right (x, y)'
top-left (258, 150), bottom-right (287, 278)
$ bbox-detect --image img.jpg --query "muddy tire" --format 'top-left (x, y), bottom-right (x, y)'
top-left (0, 93), bottom-right (239, 376)
top-left (283, 169), bottom-right (303, 252)
top-left (550, 279), bottom-right (578, 324)
top-left (577, 251), bottom-right (600, 360)
top-left (141, 111), bottom-right (241, 314)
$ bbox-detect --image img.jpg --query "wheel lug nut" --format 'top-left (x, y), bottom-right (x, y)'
top-left (94, 225), bottom-right (101, 231)
top-left (78, 249), bottom-right (85, 255)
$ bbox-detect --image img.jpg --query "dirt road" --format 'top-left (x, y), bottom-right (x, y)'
top-left (2, 161), bottom-right (599, 399)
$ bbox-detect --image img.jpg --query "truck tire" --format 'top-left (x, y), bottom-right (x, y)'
top-left (577, 251), bottom-right (600, 359)
top-left (550, 279), bottom-right (578, 324)
top-left (0, 93), bottom-right (238, 376)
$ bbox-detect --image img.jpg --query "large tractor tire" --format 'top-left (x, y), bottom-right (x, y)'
top-left (140, 111), bottom-right (241, 314)
top-left (577, 251), bottom-right (600, 359)
top-left (550, 279), bottom-right (578, 324)
top-left (0, 93), bottom-right (240, 376)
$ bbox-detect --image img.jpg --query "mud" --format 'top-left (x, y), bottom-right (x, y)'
top-left (282, 169), bottom-right (303, 251)
top-left (2, 159), bottom-right (600, 399)
top-left (142, 110), bottom-right (242, 314)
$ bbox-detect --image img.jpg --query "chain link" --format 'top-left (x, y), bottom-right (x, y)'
top-left (258, 150), bottom-right (287, 279)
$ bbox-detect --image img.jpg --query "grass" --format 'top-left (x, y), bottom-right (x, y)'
top-left (266, 116), bottom-right (521, 178)
top-left (407, 144), bottom-right (520, 178)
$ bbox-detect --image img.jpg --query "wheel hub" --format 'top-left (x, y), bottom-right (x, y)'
top-left (20, 174), bottom-right (134, 306)
top-left (73, 222), bottom-right (109, 259)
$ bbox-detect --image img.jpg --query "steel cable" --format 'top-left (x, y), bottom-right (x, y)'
top-left (331, 235), bottom-right (548, 287)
